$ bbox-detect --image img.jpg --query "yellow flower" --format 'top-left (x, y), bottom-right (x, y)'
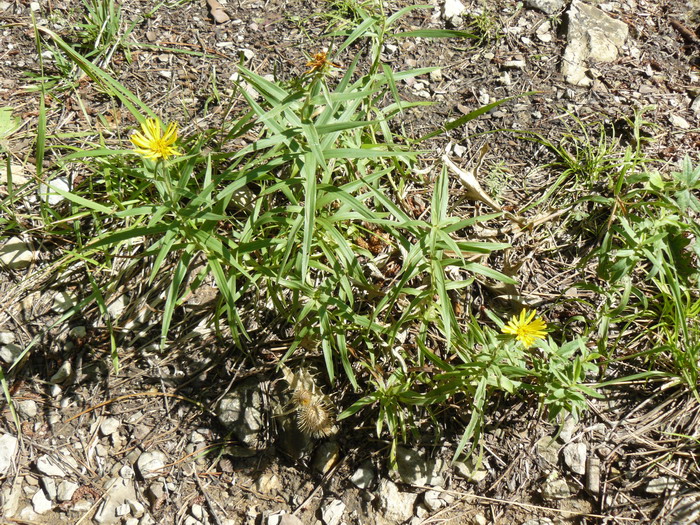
top-left (130, 118), bottom-right (182, 161)
top-left (501, 308), bottom-right (547, 349)
top-left (305, 51), bottom-right (340, 75)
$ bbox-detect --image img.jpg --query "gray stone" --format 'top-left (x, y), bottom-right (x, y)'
top-left (563, 442), bottom-right (587, 475)
top-left (217, 380), bottom-right (264, 449)
top-left (100, 418), bottom-right (120, 436)
top-left (69, 326), bottom-right (87, 338)
top-left (423, 490), bottom-right (443, 512)
top-left (183, 517), bottom-right (202, 525)
top-left (146, 483), bottom-right (165, 508)
top-left (0, 434), bottom-right (18, 475)
top-left (453, 457), bottom-right (488, 483)
top-left (350, 461), bottom-right (375, 489)
top-left (536, 436), bottom-right (560, 466)
top-left (107, 295), bottom-right (127, 320)
top-left (442, 0), bottom-right (465, 20)
top-left (17, 400), bottom-right (37, 418)
top-left (473, 514), bottom-right (487, 525)
top-left (0, 236), bottom-right (35, 270)
top-left (191, 503), bottom-right (204, 520)
top-left (670, 114), bottom-right (691, 129)
top-left (646, 476), bottom-right (680, 495)
top-left (36, 454), bottom-right (65, 477)
top-left (0, 343), bottom-right (23, 364)
top-left (277, 515), bottom-right (304, 525)
top-left (190, 431), bottom-right (206, 443)
top-left (542, 472), bottom-right (572, 500)
top-left (377, 479), bottom-right (417, 523)
top-left (94, 477), bottom-right (137, 524)
top-left (140, 514), bottom-right (156, 525)
top-left (129, 500), bottom-right (145, 518)
top-left (311, 441), bottom-right (340, 475)
top-left (525, 0), bottom-right (565, 14)
top-left (40, 477), bottom-right (56, 500)
top-left (561, 0), bottom-right (629, 86)
top-left (125, 519), bottom-right (139, 525)
top-left (691, 95), bottom-right (700, 116)
top-left (396, 447), bottom-right (445, 487)
top-left (255, 472), bottom-right (281, 495)
top-left (0, 163), bottom-right (28, 186)
top-left (57, 480), bottom-right (79, 501)
top-left (521, 519), bottom-right (554, 525)
top-left (558, 417), bottom-right (577, 443)
top-left (31, 488), bottom-right (52, 514)
top-left (120, 465), bottom-right (135, 479)
top-left (38, 176), bottom-right (70, 205)
top-left (0, 332), bottom-right (15, 345)
top-left (321, 499), bottom-right (345, 525)
top-left (136, 451), bottom-right (167, 480)
top-left (53, 291), bottom-right (76, 313)
top-left (1, 483), bottom-right (22, 518)
top-left (49, 361), bottom-right (72, 384)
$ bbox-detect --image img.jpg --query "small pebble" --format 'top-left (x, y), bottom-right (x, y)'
top-left (31, 488), bottom-right (52, 514)
top-left (40, 477), bottom-right (56, 500)
top-left (0, 236), bottom-right (35, 270)
top-left (50, 361), bottom-right (72, 384)
top-left (36, 455), bottom-right (65, 477)
top-left (137, 451), bottom-right (167, 479)
top-left (100, 417), bottom-right (120, 436)
top-left (191, 503), bottom-right (204, 520)
top-left (57, 480), bottom-right (79, 501)
top-left (17, 399), bottom-right (37, 418)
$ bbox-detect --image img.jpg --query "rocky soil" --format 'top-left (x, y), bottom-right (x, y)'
top-left (1, 0), bottom-right (700, 524)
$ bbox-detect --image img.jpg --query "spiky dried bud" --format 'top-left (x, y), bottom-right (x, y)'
top-left (280, 364), bottom-right (336, 438)
top-left (291, 387), bottom-right (334, 438)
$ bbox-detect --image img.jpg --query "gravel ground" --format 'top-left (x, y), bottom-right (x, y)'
top-left (1, 0), bottom-right (700, 523)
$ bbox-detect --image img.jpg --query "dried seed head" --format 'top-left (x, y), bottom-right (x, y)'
top-left (280, 364), bottom-right (336, 438)
top-left (292, 388), bottom-right (334, 438)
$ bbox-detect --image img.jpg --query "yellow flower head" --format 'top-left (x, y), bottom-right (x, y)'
top-left (130, 118), bottom-right (182, 161)
top-left (501, 308), bottom-right (547, 349)
top-left (305, 51), bottom-right (340, 75)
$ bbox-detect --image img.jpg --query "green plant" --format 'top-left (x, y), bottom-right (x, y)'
top-left (76, 0), bottom-right (125, 65)
top-left (16, 6), bottom-right (612, 465)
top-left (587, 155), bottom-right (700, 394)
top-left (465, 4), bottom-right (503, 47)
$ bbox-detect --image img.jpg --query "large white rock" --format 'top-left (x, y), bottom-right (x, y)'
top-left (442, 0), bottom-right (465, 20)
top-left (57, 480), bottom-right (79, 501)
top-left (563, 442), bottom-right (587, 475)
top-left (36, 454), bottom-right (65, 477)
top-left (0, 343), bottom-right (23, 364)
top-left (561, 0), bottom-right (629, 86)
top-left (525, 0), bottom-right (565, 14)
top-left (93, 477), bottom-right (137, 525)
top-left (0, 236), bottom-right (35, 270)
top-left (136, 450), bottom-right (167, 480)
top-left (396, 446), bottom-right (445, 487)
top-left (320, 499), bottom-right (345, 525)
top-left (32, 488), bottom-right (52, 514)
top-left (377, 479), bottom-right (417, 523)
top-left (38, 176), bottom-right (70, 205)
top-left (0, 434), bottom-right (18, 475)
